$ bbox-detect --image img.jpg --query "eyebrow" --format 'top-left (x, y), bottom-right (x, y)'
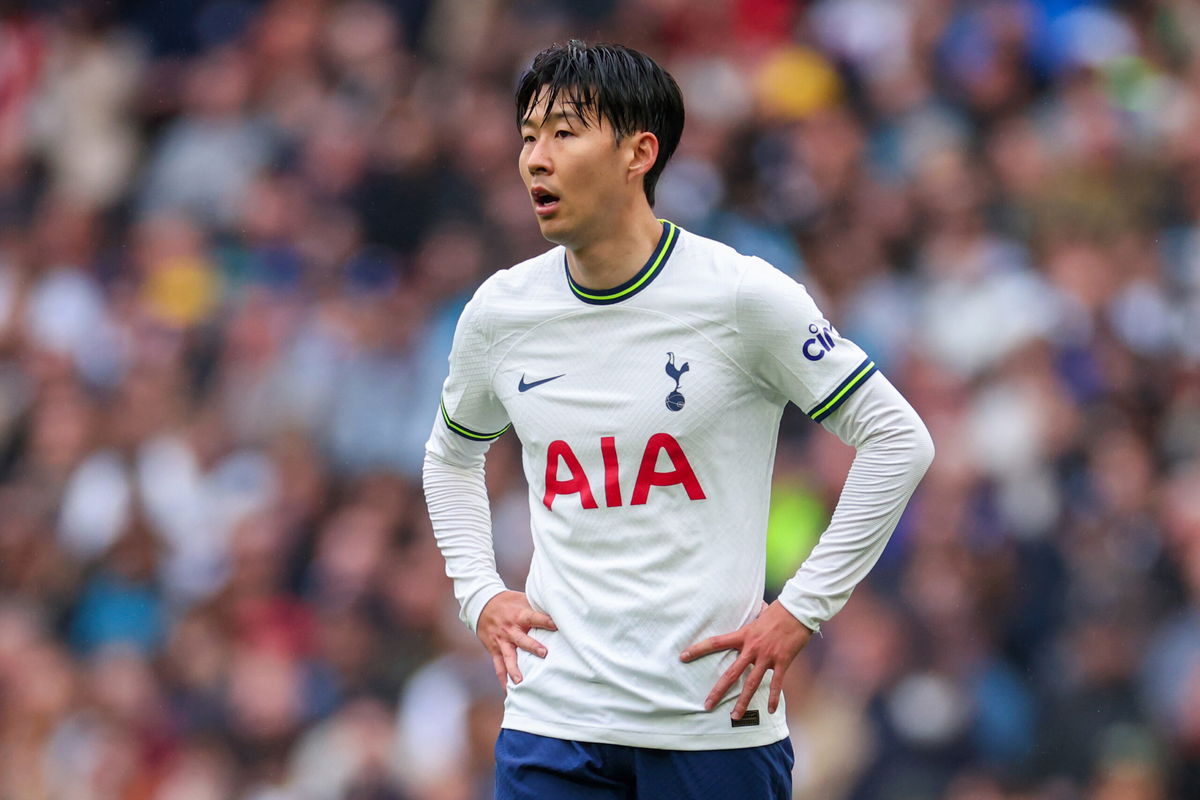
top-left (521, 110), bottom-right (586, 130)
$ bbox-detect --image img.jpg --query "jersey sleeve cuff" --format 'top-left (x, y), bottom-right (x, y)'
top-left (776, 586), bottom-right (832, 635)
top-left (462, 582), bottom-right (509, 632)
top-left (806, 358), bottom-right (878, 423)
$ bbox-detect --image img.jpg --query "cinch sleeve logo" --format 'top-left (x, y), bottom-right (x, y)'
top-left (542, 433), bottom-right (706, 510)
top-left (802, 322), bottom-right (838, 361)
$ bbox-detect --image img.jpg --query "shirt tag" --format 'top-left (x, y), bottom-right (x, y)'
top-left (730, 710), bottom-right (760, 727)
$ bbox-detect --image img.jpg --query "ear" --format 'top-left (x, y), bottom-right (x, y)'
top-left (627, 131), bottom-right (660, 184)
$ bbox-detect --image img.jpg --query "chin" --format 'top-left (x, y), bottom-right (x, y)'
top-left (535, 216), bottom-right (572, 246)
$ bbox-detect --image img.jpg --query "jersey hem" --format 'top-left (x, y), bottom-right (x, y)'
top-left (501, 712), bottom-right (790, 751)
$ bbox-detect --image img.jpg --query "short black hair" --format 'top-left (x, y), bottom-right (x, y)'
top-left (515, 40), bottom-right (685, 207)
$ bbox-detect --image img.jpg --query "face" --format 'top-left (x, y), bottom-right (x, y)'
top-left (518, 94), bottom-right (641, 248)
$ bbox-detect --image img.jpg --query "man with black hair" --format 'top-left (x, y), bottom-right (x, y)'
top-left (424, 40), bottom-right (933, 798)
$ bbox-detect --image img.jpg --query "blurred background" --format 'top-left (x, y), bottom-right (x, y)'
top-left (0, 0), bottom-right (1197, 798)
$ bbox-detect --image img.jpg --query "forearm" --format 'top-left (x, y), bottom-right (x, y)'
top-left (422, 441), bottom-right (507, 632)
top-left (778, 375), bottom-right (934, 631)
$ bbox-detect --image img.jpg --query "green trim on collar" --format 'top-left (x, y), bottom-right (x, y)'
top-left (565, 220), bottom-right (679, 305)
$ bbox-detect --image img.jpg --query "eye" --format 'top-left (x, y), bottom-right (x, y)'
top-left (555, 129), bottom-right (574, 139)
top-left (523, 135), bottom-right (535, 143)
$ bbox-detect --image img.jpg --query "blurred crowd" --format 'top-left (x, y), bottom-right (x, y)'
top-left (0, 0), bottom-right (1197, 798)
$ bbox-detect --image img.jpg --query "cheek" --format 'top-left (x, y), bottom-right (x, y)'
top-left (579, 149), bottom-right (624, 191)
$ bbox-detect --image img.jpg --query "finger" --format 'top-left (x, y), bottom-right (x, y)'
top-left (500, 639), bottom-right (522, 684)
top-left (511, 629), bottom-right (548, 658)
top-left (732, 662), bottom-right (769, 720)
top-left (768, 667), bottom-right (784, 714)
top-left (705, 655), bottom-right (751, 710)
top-left (490, 652), bottom-right (507, 689)
top-left (522, 610), bottom-right (557, 631)
top-left (681, 632), bottom-right (740, 662)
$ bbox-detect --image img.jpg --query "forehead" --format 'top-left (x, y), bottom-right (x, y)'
top-left (520, 88), bottom-right (604, 129)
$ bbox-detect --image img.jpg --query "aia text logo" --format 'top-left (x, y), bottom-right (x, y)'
top-left (543, 433), bottom-right (706, 510)
top-left (803, 322), bottom-right (838, 361)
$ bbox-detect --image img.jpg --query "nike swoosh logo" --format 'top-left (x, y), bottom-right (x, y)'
top-left (518, 373), bottom-right (565, 392)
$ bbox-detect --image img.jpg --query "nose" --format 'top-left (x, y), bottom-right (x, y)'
top-left (526, 135), bottom-right (552, 175)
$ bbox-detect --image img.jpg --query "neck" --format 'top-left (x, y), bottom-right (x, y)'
top-left (565, 208), bottom-right (664, 290)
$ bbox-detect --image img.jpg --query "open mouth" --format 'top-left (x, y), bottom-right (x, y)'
top-left (532, 187), bottom-right (560, 215)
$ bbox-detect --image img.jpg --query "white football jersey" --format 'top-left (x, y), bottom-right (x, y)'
top-left (427, 221), bottom-right (878, 749)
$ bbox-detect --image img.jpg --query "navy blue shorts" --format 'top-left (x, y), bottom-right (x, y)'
top-left (494, 729), bottom-right (794, 800)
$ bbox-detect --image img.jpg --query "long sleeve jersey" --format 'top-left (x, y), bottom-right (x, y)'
top-left (424, 221), bottom-right (934, 749)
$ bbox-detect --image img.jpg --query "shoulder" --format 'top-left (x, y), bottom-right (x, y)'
top-left (666, 226), bottom-right (813, 310)
top-left (735, 251), bottom-right (818, 310)
top-left (475, 246), bottom-right (563, 302)
top-left (670, 226), bottom-right (798, 292)
top-left (463, 245), bottom-right (563, 319)
top-left (672, 226), bottom-right (756, 274)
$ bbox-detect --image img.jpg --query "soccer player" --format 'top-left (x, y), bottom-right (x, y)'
top-left (423, 41), bottom-right (934, 799)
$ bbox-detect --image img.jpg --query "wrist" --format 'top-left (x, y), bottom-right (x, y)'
top-left (465, 584), bottom-right (510, 632)
top-left (773, 595), bottom-right (821, 636)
